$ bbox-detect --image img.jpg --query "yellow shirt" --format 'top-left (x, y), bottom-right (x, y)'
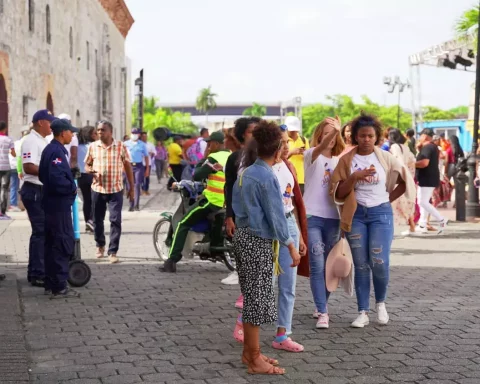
top-left (167, 142), bottom-right (183, 165)
top-left (288, 136), bottom-right (310, 184)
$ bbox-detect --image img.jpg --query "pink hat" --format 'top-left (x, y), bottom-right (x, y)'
top-left (325, 238), bottom-right (353, 294)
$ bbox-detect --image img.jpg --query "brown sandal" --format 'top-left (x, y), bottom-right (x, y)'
top-left (247, 365), bottom-right (285, 375)
top-left (242, 353), bottom-right (279, 366)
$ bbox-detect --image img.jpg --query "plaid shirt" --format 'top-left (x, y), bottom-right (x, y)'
top-left (85, 139), bottom-right (130, 194)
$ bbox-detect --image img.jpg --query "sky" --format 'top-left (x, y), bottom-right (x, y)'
top-left (124, 0), bottom-right (477, 110)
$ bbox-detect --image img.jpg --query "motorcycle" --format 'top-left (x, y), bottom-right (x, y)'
top-left (153, 176), bottom-right (235, 271)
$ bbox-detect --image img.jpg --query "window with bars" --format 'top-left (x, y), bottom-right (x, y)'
top-left (46, 5), bottom-right (51, 44)
top-left (69, 27), bottom-right (73, 58)
top-left (28, 0), bottom-right (34, 31)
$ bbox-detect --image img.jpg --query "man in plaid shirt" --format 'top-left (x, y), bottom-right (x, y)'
top-left (85, 121), bottom-right (134, 264)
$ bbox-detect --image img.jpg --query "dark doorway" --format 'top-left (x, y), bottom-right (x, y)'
top-left (0, 74), bottom-right (8, 126)
top-left (46, 92), bottom-right (54, 114)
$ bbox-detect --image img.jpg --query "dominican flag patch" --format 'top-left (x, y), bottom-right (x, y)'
top-left (22, 153), bottom-right (31, 159)
top-left (52, 158), bottom-right (62, 165)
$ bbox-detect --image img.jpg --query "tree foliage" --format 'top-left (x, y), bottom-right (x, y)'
top-left (243, 103), bottom-right (267, 117)
top-left (131, 97), bottom-right (197, 142)
top-left (195, 86), bottom-right (218, 119)
top-left (455, 5), bottom-right (479, 50)
top-left (301, 95), bottom-right (413, 137)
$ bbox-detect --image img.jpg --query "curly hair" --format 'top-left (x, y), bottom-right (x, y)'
top-left (241, 120), bottom-right (282, 169)
top-left (234, 117), bottom-right (260, 144)
top-left (350, 112), bottom-right (383, 146)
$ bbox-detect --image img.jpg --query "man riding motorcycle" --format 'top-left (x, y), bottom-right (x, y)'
top-left (160, 131), bottom-right (230, 273)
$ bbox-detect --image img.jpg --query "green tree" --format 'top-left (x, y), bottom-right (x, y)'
top-left (196, 86), bottom-right (218, 122)
top-left (243, 103), bottom-right (267, 117)
top-left (142, 108), bottom-right (197, 142)
top-left (455, 6), bottom-right (478, 49)
top-left (131, 96), bottom-right (159, 126)
top-left (449, 105), bottom-right (469, 117)
top-left (422, 106), bottom-right (456, 121)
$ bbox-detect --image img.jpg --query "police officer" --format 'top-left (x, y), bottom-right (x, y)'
top-left (124, 128), bottom-right (149, 211)
top-left (20, 109), bottom-right (57, 288)
top-left (39, 119), bottom-right (79, 298)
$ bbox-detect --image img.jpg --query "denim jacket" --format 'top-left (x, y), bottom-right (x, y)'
top-left (232, 159), bottom-right (294, 247)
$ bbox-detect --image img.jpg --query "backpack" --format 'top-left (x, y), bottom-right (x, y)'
top-left (300, 136), bottom-right (307, 147)
top-left (186, 139), bottom-right (204, 165)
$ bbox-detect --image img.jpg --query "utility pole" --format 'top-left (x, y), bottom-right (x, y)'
top-left (383, 76), bottom-right (410, 129)
top-left (466, 3), bottom-right (480, 219)
top-left (135, 69), bottom-right (144, 130)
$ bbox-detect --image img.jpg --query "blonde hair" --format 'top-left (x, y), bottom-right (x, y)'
top-left (310, 120), bottom-right (345, 156)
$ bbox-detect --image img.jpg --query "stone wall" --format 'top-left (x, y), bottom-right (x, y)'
top-left (0, 0), bottom-right (133, 139)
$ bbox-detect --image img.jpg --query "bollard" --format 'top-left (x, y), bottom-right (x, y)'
top-left (455, 171), bottom-right (468, 222)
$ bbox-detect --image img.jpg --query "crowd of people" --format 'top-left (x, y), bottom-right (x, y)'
top-left (0, 108), bottom-right (477, 374)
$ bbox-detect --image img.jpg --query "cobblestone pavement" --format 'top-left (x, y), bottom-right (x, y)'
top-left (1, 183), bottom-right (480, 384)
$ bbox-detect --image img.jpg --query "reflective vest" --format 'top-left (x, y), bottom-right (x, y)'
top-left (203, 150), bottom-right (230, 207)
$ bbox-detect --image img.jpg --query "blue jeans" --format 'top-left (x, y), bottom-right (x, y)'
top-left (9, 170), bottom-right (19, 207)
top-left (346, 202), bottom-right (394, 312)
top-left (275, 215), bottom-right (300, 335)
top-left (307, 216), bottom-right (341, 314)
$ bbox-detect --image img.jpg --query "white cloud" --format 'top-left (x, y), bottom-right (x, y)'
top-left (285, 9), bottom-right (322, 28)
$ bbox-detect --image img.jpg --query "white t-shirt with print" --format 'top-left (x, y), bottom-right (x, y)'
top-left (303, 150), bottom-right (339, 219)
top-left (21, 130), bottom-right (49, 185)
top-left (272, 161), bottom-right (294, 214)
top-left (351, 152), bottom-right (389, 208)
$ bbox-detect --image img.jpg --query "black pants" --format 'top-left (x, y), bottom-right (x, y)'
top-left (20, 182), bottom-right (45, 281)
top-left (142, 166), bottom-right (151, 192)
top-left (169, 198), bottom-right (221, 263)
top-left (78, 173), bottom-right (93, 223)
top-left (44, 208), bottom-right (73, 293)
top-left (92, 191), bottom-right (123, 255)
top-left (168, 164), bottom-right (183, 188)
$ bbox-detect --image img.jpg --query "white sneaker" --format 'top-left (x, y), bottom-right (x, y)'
top-left (414, 225), bottom-right (428, 234)
top-left (376, 303), bottom-right (389, 325)
top-left (438, 218), bottom-right (449, 232)
top-left (401, 230), bottom-right (414, 236)
top-left (312, 309), bottom-right (319, 319)
top-left (221, 271), bottom-right (239, 285)
top-left (351, 311), bottom-right (369, 328)
top-left (316, 313), bottom-right (329, 329)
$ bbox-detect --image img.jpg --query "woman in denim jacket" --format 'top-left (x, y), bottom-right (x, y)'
top-left (232, 120), bottom-right (301, 375)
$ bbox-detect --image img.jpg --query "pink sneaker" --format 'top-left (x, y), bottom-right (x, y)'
top-left (235, 294), bottom-right (244, 310)
top-left (233, 318), bottom-right (244, 343)
top-left (272, 337), bottom-right (304, 353)
top-left (316, 313), bottom-right (329, 329)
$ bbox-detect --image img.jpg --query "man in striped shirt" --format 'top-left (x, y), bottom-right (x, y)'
top-left (85, 121), bottom-right (134, 264)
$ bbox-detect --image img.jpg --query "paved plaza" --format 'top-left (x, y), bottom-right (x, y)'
top-left (1, 183), bottom-right (480, 383)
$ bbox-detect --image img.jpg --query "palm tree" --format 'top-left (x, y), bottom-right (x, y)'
top-left (196, 86), bottom-right (218, 123)
top-left (455, 5), bottom-right (479, 49)
top-left (243, 103), bottom-right (267, 117)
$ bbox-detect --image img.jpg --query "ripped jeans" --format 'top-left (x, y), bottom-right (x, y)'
top-left (307, 216), bottom-right (341, 314)
top-left (346, 202), bottom-right (394, 312)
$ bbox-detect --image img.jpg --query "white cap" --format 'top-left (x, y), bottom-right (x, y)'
top-left (58, 113), bottom-right (71, 122)
top-left (284, 116), bottom-right (301, 132)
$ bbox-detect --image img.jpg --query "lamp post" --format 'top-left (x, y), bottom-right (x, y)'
top-left (383, 76), bottom-right (410, 128)
top-left (134, 69), bottom-right (144, 131)
top-left (466, 6), bottom-right (480, 219)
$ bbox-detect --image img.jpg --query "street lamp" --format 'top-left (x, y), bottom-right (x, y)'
top-left (383, 76), bottom-right (410, 128)
top-left (466, 4), bottom-right (480, 219)
top-left (134, 69), bottom-right (144, 131)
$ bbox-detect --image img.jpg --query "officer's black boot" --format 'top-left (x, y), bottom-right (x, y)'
top-left (159, 259), bottom-right (176, 273)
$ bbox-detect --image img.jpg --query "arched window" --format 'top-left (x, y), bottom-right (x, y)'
top-left (28, 0), bottom-right (34, 32)
top-left (46, 92), bottom-right (54, 115)
top-left (46, 5), bottom-right (51, 44)
top-left (69, 27), bottom-right (73, 58)
top-left (0, 75), bottom-right (8, 124)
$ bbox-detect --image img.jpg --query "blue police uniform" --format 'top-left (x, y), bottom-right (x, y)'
top-left (124, 135), bottom-right (148, 210)
top-left (39, 137), bottom-right (77, 294)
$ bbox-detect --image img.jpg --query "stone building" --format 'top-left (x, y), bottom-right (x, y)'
top-left (0, 0), bottom-right (134, 139)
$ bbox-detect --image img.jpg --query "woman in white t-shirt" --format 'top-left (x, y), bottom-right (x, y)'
top-left (332, 113), bottom-right (413, 328)
top-left (303, 117), bottom-right (345, 329)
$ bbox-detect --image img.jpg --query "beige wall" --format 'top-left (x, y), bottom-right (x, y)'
top-left (0, 0), bottom-right (130, 139)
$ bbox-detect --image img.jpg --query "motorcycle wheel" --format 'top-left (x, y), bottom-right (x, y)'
top-left (68, 260), bottom-right (92, 287)
top-left (153, 217), bottom-right (171, 261)
top-left (223, 238), bottom-right (236, 272)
